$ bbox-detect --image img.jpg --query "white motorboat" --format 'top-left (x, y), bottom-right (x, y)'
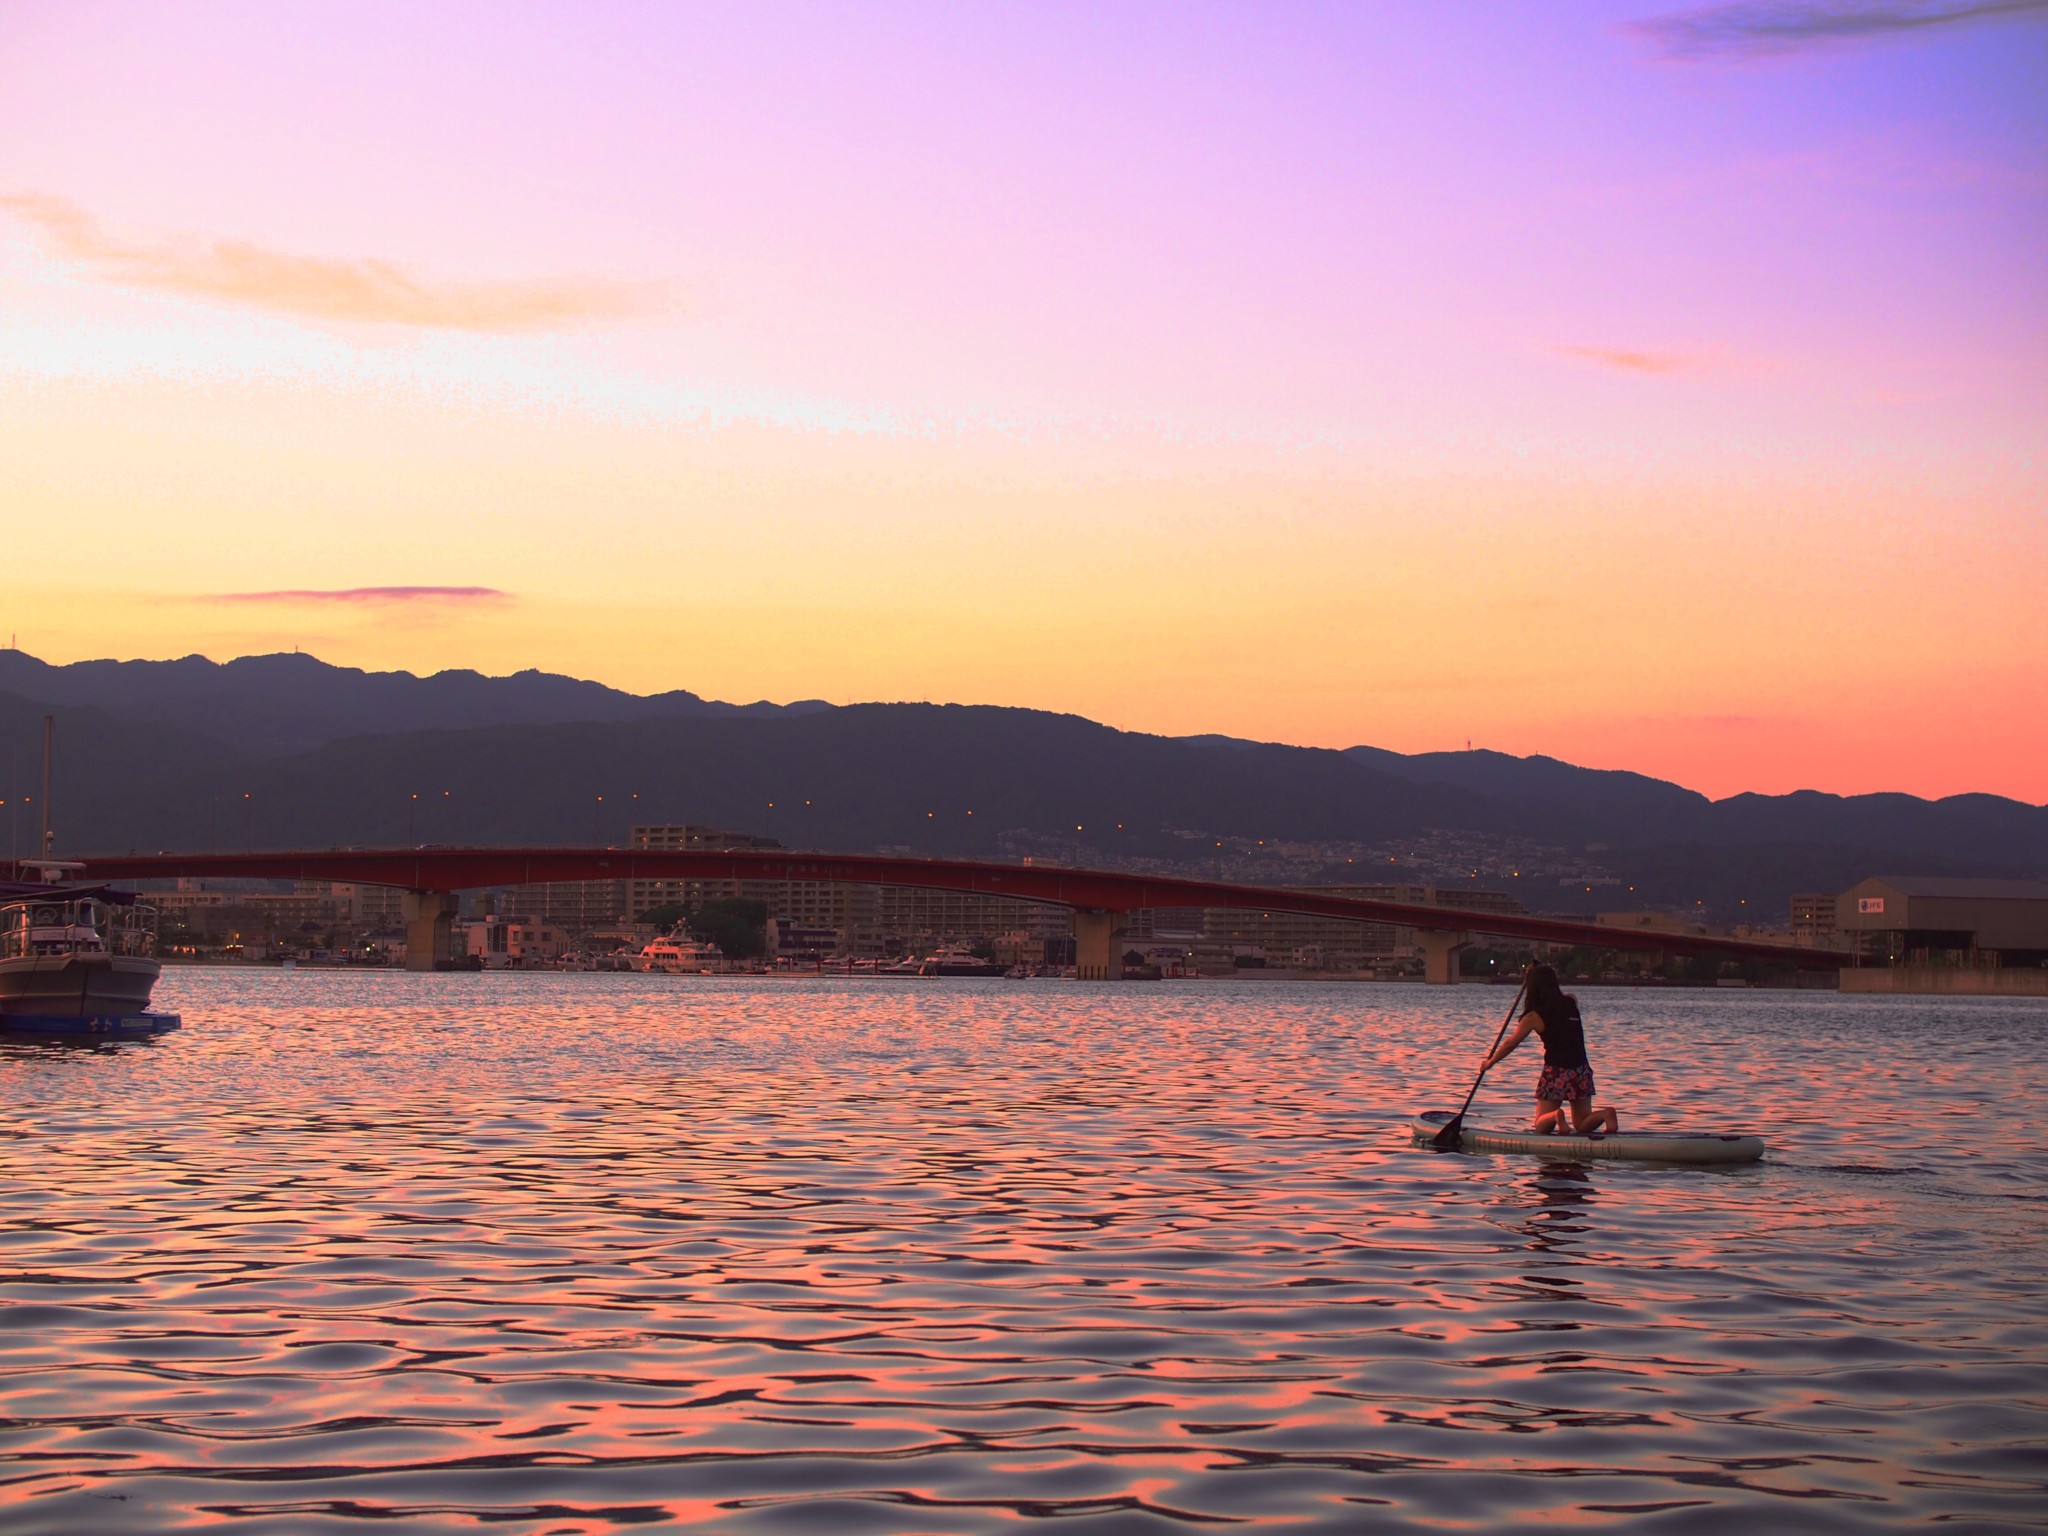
top-left (0, 884), bottom-right (177, 1033)
top-left (916, 944), bottom-right (1007, 978)
top-left (631, 934), bottom-right (724, 974)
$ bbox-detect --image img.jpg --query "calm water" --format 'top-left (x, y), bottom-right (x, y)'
top-left (3, 973), bottom-right (2044, 1534)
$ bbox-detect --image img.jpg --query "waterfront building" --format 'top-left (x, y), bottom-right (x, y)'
top-left (461, 915), bottom-right (572, 968)
top-left (1835, 876), bottom-right (2048, 968)
top-left (149, 881), bottom-right (338, 939)
top-left (625, 825), bottom-right (1063, 956)
top-left (779, 880), bottom-right (884, 951)
top-left (496, 878), bottom-right (631, 929)
top-left (147, 883), bottom-right (233, 926)
top-left (1789, 892), bottom-right (1842, 949)
top-left (1195, 908), bottom-right (1385, 971)
top-left (767, 916), bottom-right (841, 962)
top-left (872, 887), bottom-right (1064, 956)
top-left (627, 824), bottom-right (780, 917)
top-left (1117, 907), bottom-right (1205, 945)
top-left (315, 881), bottom-right (407, 929)
top-left (1189, 884), bottom-right (1528, 974)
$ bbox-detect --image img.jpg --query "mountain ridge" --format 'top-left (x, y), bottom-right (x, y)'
top-left (0, 649), bottom-right (833, 757)
top-left (1, 651), bottom-right (2040, 920)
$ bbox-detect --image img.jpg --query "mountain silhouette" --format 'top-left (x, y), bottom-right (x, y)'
top-left (2, 651), bottom-right (2040, 920)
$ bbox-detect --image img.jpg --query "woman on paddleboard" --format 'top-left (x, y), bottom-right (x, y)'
top-left (1480, 964), bottom-right (1620, 1135)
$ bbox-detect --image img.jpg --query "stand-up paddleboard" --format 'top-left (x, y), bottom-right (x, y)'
top-left (1411, 1109), bottom-right (1763, 1163)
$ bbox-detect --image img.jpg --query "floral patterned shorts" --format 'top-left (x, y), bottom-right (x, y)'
top-left (1536, 1064), bottom-right (1595, 1104)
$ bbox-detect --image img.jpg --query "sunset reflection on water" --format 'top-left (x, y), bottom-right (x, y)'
top-left (3, 974), bottom-right (2043, 1533)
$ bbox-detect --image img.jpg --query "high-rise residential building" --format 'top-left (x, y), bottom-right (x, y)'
top-left (870, 887), bottom-right (1066, 955)
top-left (1188, 884), bottom-right (1528, 972)
top-left (626, 824), bottom-right (780, 918)
top-left (319, 882), bottom-right (408, 929)
top-left (496, 879), bottom-right (631, 929)
top-left (623, 825), bottom-right (1065, 955)
top-left (1789, 892), bottom-right (1840, 949)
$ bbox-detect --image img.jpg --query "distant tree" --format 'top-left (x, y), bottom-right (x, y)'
top-left (1661, 953), bottom-right (1722, 984)
top-left (687, 897), bottom-right (768, 959)
top-left (637, 902), bottom-right (689, 929)
top-left (971, 938), bottom-right (998, 960)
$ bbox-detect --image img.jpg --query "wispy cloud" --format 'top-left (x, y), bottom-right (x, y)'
top-left (1560, 345), bottom-right (1694, 374)
top-left (210, 586), bottom-right (512, 605)
top-left (1, 192), bottom-right (666, 332)
top-left (1631, 0), bottom-right (2048, 59)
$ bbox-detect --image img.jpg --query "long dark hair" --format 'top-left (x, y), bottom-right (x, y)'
top-left (1523, 963), bottom-right (1573, 1024)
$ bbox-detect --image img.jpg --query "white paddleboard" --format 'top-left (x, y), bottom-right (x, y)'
top-left (1411, 1109), bottom-right (1764, 1163)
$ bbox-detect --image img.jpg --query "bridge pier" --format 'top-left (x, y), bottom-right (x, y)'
top-left (401, 890), bottom-right (460, 971)
top-left (1073, 908), bottom-right (1126, 981)
top-left (1417, 930), bottom-right (1469, 985)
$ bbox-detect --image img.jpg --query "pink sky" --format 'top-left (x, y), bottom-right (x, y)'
top-left (1, 1), bottom-right (2043, 800)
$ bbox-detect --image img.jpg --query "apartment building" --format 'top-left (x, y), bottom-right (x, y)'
top-left (495, 878), bottom-right (631, 928)
top-left (1189, 883), bottom-right (1528, 973)
top-left (623, 824), bottom-right (1062, 955)
top-left (461, 915), bottom-right (573, 968)
top-left (626, 823), bottom-right (780, 917)
top-left (1789, 892), bottom-right (1841, 949)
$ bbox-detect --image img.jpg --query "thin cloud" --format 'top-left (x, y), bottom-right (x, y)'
top-left (1631, 0), bottom-right (2048, 59)
top-left (210, 587), bottom-right (512, 605)
top-left (1560, 345), bottom-right (1694, 374)
top-left (1, 192), bottom-right (666, 332)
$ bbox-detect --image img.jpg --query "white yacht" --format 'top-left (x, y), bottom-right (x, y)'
top-left (916, 944), bottom-right (1007, 978)
top-left (0, 879), bottom-right (175, 1033)
top-left (631, 934), bottom-right (724, 974)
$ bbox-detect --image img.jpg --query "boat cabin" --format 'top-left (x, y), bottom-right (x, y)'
top-left (0, 889), bottom-right (157, 961)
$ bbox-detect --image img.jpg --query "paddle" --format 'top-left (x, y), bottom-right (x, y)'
top-left (1430, 968), bottom-right (1531, 1151)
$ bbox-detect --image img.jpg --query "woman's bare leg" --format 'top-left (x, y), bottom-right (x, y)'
top-left (1568, 1098), bottom-right (1619, 1133)
top-left (1534, 1099), bottom-right (1564, 1132)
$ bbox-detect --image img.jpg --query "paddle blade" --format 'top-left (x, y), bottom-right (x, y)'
top-left (1430, 1114), bottom-right (1465, 1151)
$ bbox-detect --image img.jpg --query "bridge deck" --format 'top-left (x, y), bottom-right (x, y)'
top-left (73, 847), bottom-right (1858, 969)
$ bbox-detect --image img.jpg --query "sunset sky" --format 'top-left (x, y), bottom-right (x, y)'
top-left (2, 1), bottom-right (2042, 800)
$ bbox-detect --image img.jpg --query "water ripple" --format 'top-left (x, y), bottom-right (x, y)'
top-left (4, 974), bottom-right (2045, 1532)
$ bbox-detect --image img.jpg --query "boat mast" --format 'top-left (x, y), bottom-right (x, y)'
top-left (39, 715), bottom-right (53, 863)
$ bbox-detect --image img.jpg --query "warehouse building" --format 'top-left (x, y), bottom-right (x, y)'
top-left (1835, 877), bottom-right (2048, 969)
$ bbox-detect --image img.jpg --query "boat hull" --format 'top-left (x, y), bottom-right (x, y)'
top-left (1410, 1109), bottom-right (1764, 1164)
top-left (1, 1010), bottom-right (180, 1037)
top-left (0, 953), bottom-right (162, 1020)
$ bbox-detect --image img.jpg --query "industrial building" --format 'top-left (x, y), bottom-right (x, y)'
top-left (1835, 876), bottom-right (2048, 969)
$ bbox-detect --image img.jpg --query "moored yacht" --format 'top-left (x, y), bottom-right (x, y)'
top-left (916, 944), bottom-right (1007, 978)
top-left (631, 934), bottom-right (725, 974)
top-left (0, 880), bottom-right (178, 1034)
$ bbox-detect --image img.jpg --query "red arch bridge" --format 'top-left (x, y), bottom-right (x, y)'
top-left (75, 846), bottom-right (1859, 982)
